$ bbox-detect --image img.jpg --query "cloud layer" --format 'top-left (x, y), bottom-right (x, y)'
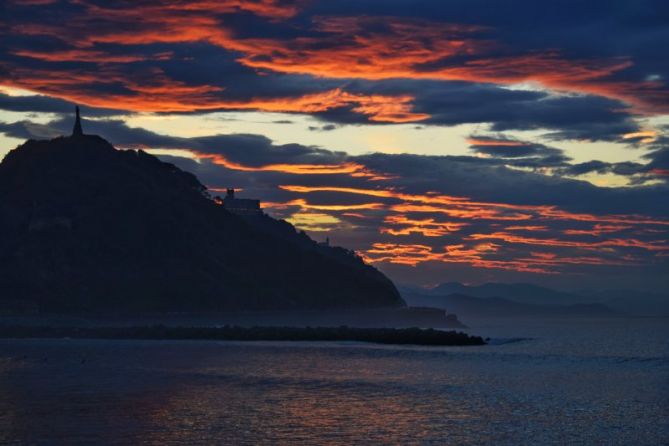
top-left (2, 0), bottom-right (668, 289)
top-left (2, 0), bottom-right (668, 136)
top-left (3, 114), bottom-right (666, 289)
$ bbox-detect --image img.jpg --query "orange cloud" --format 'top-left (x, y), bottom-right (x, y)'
top-left (381, 215), bottom-right (468, 237)
top-left (9, 0), bottom-right (669, 124)
top-left (8, 3), bottom-right (665, 117)
top-left (361, 243), bottom-right (444, 266)
top-left (264, 198), bottom-right (385, 212)
top-left (182, 151), bottom-right (392, 179)
top-left (360, 241), bottom-right (639, 273)
top-left (140, 147), bottom-right (392, 179)
top-left (236, 17), bottom-right (487, 79)
top-left (286, 211), bottom-right (346, 232)
top-left (164, 0), bottom-right (303, 18)
top-left (467, 138), bottom-right (527, 147)
top-left (390, 203), bottom-right (534, 221)
top-left (467, 231), bottom-right (669, 252)
top-left (505, 225), bottom-right (549, 231)
top-left (359, 242), bottom-right (552, 273)
top-left (280, 184), bottom-right (669, 227)
top-left (341, 212), bottom-right (370, 219)
top-left (537, 208), bottom-right (669, 227)
top-left (76, 0), bottom-right (302, 21)
top-left (231, 16), bottom-right (666, 113)
top-left (6, 3), bottom-right (432, 121)
top-left (279, 183), bottom-right (668, 273)
top-left (3, 60), bottom-right (428, 121)
top-left (10, 49), bottom-right (155, 63)
top-left (139, 146), bottom-right (390, 179)
top-left (563, 224), bottom-right (632, 236)
top-left (205, 154), bottom-right (368, 175)
top-left (622, 130), bottom-right (658, 144)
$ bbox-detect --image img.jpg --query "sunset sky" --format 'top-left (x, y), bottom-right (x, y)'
top-left (1, 0), bottom-right (668, 290)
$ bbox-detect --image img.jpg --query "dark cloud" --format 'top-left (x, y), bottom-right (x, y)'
top-left (468, 135), bottom-right (568, 160)
top-left (308, 124), bottom-right (338, 131)
top-left (3, 116), bottom-right (665, 216)
top-left (1, 0), bottom-right (665, 139)
top-left (0, 119), bottom-right (62, 140)
top-left (643, 146), bottom-right (669, 176)
top-left (1, 116), bottom-right (667, 289)
top-left (319, 80), bottom-right (642, 141)
top-left (354, 152), bottom-right (668, 216)
top-left (558, 160), bottom-right (647, 177)
top-left (304, 0), bottom-right (669, 89)
top-left (2, 0), bottom-right (669, 289)
top-left (0, 92), bottom-right (125, 117)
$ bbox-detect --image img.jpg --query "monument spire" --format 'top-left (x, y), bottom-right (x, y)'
top-left (72, 105), bottom-right (83, 136)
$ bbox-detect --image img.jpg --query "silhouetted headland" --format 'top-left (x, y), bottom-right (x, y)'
top-left (0, 325), bottom-right (485, 346)
top-left (0, 106), bottom-right (405, 313)
top-left (0, 108), bottom-right (406, 313)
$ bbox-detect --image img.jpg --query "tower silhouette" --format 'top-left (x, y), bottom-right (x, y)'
top-left (72, 106), bottom-right (83, 136)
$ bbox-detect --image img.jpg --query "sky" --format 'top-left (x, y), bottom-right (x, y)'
top-left (1, 0), bottom-right (668, 291)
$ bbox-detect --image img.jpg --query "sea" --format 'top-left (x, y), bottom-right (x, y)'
top-left (0, 317), bottom-right (667, 445)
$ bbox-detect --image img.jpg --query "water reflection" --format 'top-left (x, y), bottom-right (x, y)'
top-left (0, 319), bottom-right (667, 445)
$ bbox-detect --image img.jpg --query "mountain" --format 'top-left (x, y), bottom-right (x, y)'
top-left (414, 282), bottom-right (669, 317)
top-left (0, 127), bottom-right (403, 313)
top-left (402, 292), bottom-right (619, 319)
top-left (577, 289), bottom-right (669, 317)
top-left (429, 282), bottom-right (587, 306)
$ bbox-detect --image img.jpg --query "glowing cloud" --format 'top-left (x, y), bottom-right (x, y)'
top-left (233, 16), bottom-right (666, 112)
top-left (280, 183), bottom-right (669, 274)
top-left (360, 241), bottom-right (639, 273)
top-left (286, 211), bottom-right (347, 232)
top-left (381, 215), bottom-right (468, 237)
top-left (142, 148), bottom-right (389, 178)
top-left (622, 130), bottom-right (658, 144)
top-left (280, 185), bottom-right (669, 227)
top-left (6, 2), bottom-right (667, 117)
top-left (467, 232), bottom-right (669, 252)
top-left (264, 199), bottom-right (385, 212)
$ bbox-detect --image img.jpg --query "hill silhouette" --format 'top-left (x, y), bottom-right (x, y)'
top-left (0, 115), bottom-right (403, 313)
top-left (429, 282), bottom-right (586, 305)
top-left (402, 291), bottom-right (619, 319)
top-left (416, 282), bottom-right (669, 316)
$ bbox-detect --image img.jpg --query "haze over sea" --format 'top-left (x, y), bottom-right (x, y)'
top-left (1, 317), bottom-right (667, 445)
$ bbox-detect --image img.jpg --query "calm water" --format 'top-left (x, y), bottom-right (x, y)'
top-left (0, 318), bottom-right (667, 445)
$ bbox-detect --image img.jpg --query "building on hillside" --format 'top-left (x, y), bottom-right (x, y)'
top-left (221, 188), bottom-right (261, 216)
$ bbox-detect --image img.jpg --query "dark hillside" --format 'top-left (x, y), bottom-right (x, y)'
top-left (0, 132), bottom-right (403, 313)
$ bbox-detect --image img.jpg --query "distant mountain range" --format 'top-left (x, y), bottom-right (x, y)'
top-left (403, 292), bottom-right (619, 319)
top-left (429, 282), bottom-right (586, 306)
top-left (400, 282), bottom-right (669, 317)
top-left (0, 128), bottom-right (403, 313)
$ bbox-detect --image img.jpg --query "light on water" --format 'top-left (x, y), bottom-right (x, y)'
top-left (1, 318), bottom-right (667, 445)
